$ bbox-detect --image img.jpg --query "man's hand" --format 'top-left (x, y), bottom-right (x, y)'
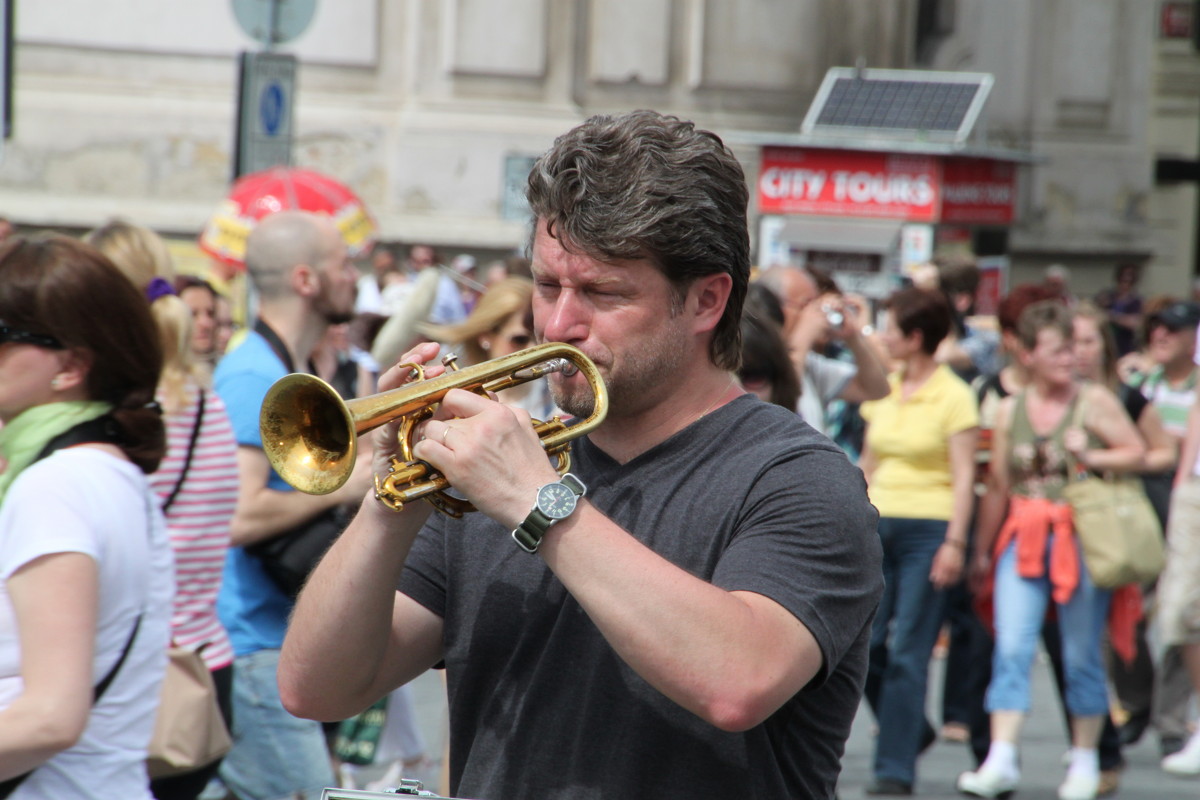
top-left (366, 342), bottom-right (455, 519)
top-left (370, 343), bottom-right (445, 476)
top-left (412, 390), bottom-right (561, 529)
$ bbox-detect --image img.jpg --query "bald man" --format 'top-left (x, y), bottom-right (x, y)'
top-left (213, 211), bottom-right (370, 800)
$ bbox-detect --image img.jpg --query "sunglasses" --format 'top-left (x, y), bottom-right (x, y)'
top-left (0, 323), bottom-right (64, 349)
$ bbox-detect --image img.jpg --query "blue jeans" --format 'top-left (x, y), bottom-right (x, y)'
top-left (866, 517), bottom-right (949, 786)
top-left (218, 649), bottom-right (335, 800)
top-left (986, 540), bottom-right (1111, 716)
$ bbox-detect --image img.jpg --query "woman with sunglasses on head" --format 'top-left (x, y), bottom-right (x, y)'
top-left (0, 236), bottom-right (174, 800)
top-left (959, 300), bottom-right (1144, 800)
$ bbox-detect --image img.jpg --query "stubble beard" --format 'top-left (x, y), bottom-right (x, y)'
top-left (551, 327), bottom-right (689, 422)
top-left (315, 269), bottom-right (356, 326)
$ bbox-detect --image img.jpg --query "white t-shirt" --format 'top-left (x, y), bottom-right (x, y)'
top-left (0, 448), bottom-right (174, 800)
top-left (798, 353), bottom-right (856, 436)
top-left (355, 274), bottom-right (385, 315)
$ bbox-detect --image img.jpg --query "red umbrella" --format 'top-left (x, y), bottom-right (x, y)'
top-left (198, 166), bottom-right (377, 270)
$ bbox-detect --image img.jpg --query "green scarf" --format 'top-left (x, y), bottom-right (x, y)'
top-left (0, 401), bottom-right (113, 504)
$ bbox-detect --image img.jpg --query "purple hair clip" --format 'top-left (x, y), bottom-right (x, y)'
top-left (145, 276), bottom-right (176, 303)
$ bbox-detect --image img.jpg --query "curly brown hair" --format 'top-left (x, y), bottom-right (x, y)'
top-left (525, 110), bottom-right (750, 370)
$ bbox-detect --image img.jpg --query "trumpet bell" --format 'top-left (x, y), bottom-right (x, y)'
top-left (260, 373), bottom-right (357, 495)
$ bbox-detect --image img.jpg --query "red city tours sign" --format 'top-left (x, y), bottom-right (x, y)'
top-left (941, 157), bottom-right (1016, 224)
top-left (757, 147), bottom-right (1016, 225)
top-left (758, 147), bottom-right (940, 220)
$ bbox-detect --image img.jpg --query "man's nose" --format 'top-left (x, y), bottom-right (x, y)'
top-left (540, 291), bottom-right (589, 343)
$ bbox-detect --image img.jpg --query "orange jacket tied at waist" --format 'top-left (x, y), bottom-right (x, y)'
top-left (981, 494), bottom-right (1141, 665)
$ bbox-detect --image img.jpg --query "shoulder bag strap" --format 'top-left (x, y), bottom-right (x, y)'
top-left (254, 318), bottom-right (296, 373)
top-left (254, 318), bottom-right (317, 375)
top-left (0, 615), bottom-right (141, 798)
top-left (93, 615), bottom-right (142, 703)
top-left (1065, 386), bottom-right (1090, 480)
top-left (161, 389), bottom-right (206, 514)
top-left (33, 415), bottom-right (125, 462)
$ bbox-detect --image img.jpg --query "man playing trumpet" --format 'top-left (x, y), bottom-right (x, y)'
top-left (279, 110), bottom-right (882, 800)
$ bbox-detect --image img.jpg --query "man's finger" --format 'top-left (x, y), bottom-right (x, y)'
top-left (438, 387), bottom-right (501, 418)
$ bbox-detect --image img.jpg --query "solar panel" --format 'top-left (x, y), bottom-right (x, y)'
top-left (802, 68), bottom-right (993, 144)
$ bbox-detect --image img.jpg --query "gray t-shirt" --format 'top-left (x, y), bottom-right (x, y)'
top-left (399, 395), bottom-right (882, 800)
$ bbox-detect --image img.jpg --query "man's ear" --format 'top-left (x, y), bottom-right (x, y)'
top-left (689, 272), bottom-right (733, 335)
top-left (290, 264), bottom-right (319, 299)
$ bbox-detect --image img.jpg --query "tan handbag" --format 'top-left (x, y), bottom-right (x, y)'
top-left (146, 646), bottom-right (232, 779)
top-left (1063, 474), bottom-right (1164, 588)
top-left (1061, 391), bottom-right (1165, 589)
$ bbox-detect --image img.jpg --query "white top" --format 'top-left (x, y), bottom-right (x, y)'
top-left (355, 273), bottom-right (385, 314)
top-left (0, 448), bottom-right (174, 800)
top-left (798, 352), bottom-right (856, 436)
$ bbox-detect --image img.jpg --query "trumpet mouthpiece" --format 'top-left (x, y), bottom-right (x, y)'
top-left (514, 358), bottom-right (576, 380)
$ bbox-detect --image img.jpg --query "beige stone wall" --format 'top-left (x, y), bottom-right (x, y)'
top-left (1, 0), bottom-right (1184, 297)
top-left (0, 0), bottom-right (911, 256)
top-left (919, 0), bottom-right (1158, 296)
top-left (1147, 23), bottom-right (1200, 301)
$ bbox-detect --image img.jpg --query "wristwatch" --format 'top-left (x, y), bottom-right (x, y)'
top-left (510, 473), bottom-right (587, 554)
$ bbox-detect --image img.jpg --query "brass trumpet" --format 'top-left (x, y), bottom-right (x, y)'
top-left (259, 342), bottom-right (608, 516)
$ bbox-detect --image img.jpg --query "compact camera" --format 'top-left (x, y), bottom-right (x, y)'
top-left (821, 303), bottom-right (844, 329)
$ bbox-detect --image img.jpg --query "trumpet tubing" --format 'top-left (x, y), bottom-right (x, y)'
top-left (259, 343), bottom-right (608, 513)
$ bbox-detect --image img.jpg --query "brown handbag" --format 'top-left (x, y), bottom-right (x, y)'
top-left (146, 646), bottom-right (232, 779)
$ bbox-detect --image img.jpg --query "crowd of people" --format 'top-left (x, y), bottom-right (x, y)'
top-left (1, 109), bottom-right (1200, 800)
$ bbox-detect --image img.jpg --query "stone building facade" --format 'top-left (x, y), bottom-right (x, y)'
top-left (2, 0), bottom-right (1194, 297)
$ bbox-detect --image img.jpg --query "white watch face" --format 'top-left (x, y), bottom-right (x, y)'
top-left (537, 482), bottom-right (578, 520)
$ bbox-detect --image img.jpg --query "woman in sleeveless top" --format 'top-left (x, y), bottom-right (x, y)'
top-left (88, 220), bottom-right (240, 800)
top-left (958, 301), bottom-right (1144, 800)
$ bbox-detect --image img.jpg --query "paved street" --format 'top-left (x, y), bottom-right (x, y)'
top-left (837, 656), bottom-right (1195, 800)
top-left (398, 653), bottom-right (1196, 799)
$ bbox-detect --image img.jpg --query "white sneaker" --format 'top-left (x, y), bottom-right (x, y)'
top-left (1057, 771), bottom-right (1099, 800)
top-left (957, 765), bottom-right (1019, 798)
top-left (1162, 731), bottom-right (1200, 776)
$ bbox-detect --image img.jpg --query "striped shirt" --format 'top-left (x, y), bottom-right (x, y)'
top-left (148, 383), bottom-right (239, 670)
top-left (1132, 367), bottom-right (1196, 439)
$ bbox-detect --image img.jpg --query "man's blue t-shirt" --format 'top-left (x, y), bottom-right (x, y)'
top-left (214, 330), bottom-right (294, 655)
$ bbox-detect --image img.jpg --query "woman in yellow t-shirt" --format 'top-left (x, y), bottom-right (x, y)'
top-left (858, 287), bottom-right (980, 795)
